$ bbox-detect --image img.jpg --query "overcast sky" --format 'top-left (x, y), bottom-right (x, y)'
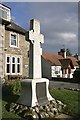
top-left (4, 2), bottom-right (78, 55)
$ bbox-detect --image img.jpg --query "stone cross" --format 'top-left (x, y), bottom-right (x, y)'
top-left (28, 19), bottom-right (44, 79)
top-left (17, 19), bottom-right (53, 107)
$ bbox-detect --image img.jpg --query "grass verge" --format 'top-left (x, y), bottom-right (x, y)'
top-left (2, 82), bottom-right (80, 119)
top-left (50, 88), bottom-right (80, 118)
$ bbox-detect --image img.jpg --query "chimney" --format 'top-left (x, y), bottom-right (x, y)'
top-left (78, 55), bottom-right (80, 61)
top-left (64, 48), bottom-right (66, 59)
top-left (58, 48), bottom-right (66, 58)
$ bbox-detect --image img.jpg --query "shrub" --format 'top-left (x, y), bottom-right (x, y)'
top-left (8, 75), bottom-right (22, 80)
top-left (2, 83), bottom-right (13, 95)
top-left (73, 69), bottom-right (80, 81)
top-left (2, 80), bottom-right (21, 95)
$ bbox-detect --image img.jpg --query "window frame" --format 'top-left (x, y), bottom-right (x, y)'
top-left (5, 54), bottom-right (22, 75)
top-left (17, 57), bottom-right (21, 74)
top-left (11, 57), bottom-right (16, 74)
top-left (10, 32), bottom-right (19, 48)
top-left (6, 55), bottom-right (11, 74)
top-left (55, 66), bottom-right (61, 74)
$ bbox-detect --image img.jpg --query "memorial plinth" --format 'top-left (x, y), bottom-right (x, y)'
top-left (17, 19), bottom-right (53, 107)
top-left (17, 78), bottom-right (53, 107)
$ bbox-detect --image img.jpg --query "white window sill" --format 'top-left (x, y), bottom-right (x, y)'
top-left (6, 73), bottom-right (22, 75)
top-left (10, 45), bottom-right (19, 48)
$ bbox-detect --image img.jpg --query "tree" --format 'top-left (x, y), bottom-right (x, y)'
top-left (66, 48), bottom-right (72, 56)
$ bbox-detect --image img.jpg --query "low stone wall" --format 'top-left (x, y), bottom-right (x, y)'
top-left (51, 78), bottom-right (80, 83)
top-left (10, 99), bottom-right (66, 119)
top-left (64, 88), bottom-right (80, 91)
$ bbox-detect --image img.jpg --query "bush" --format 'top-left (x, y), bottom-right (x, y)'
top-left (73, 69), bottom-right (80, 81)
top-left (2, 80), bottom-right (21, 95)
top-left (2, 83), bottom-right (12, 95)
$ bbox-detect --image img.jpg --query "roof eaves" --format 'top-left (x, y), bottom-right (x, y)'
top-left (6, 22), bottom-right (27, 34)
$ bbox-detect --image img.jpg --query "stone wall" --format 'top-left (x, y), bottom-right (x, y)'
top-left (4, 30), bottom-right (30, 78)
top-left (0, 24), bottom-right (5, 79)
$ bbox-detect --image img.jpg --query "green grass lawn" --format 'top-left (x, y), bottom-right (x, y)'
top-left (1, 86), bottom-right (80, 119)
top-left (50, 89), bottom-right (80, 118)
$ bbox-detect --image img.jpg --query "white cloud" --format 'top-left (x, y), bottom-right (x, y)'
top-left (57, 32), bottom-right (77, 41)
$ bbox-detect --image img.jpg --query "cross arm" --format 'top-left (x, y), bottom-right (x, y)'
top-left (26, 30), bottom-right (34, 43)
top-left (40, 34), bottom-right (44, 44)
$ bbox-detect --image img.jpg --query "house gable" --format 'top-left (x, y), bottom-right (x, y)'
top-left (59, 59), bottom-right (74, 69)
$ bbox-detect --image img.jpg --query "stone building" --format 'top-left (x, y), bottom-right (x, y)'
top-left (0, 4), bottom-right (30, 80)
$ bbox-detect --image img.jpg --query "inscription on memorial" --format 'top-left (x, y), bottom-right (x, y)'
top-left (36, 82), bottom-right (48, 105)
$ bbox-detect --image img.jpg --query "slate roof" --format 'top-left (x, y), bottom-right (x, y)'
top-left (6, 22), bottom-right (27, 35)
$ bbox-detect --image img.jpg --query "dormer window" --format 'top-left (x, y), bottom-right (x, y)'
top-left (10, 32), bottom-right (19, 48)
top-left (0, 4), bottom-right (11, 21)
top-left (1, 8), bottom-right (7, 19)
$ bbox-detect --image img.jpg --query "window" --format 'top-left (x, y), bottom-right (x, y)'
top-left (10, 33), bottom-right (19, 47)
top-left (0, 9), bottom-right (7, 20)
top-left (11, 34), bottom-right (16, 46)
top-left (17, 58), bottom-right (20, 73)
top-left (0, 4), bottom-right (10, 21)
top-left (6, 56), bottom-right (10, 73)
top-left (55, 67), bottom-right (60, 74)
top-left (12, 57), bottom-right (15, 73)
top-left (55, 67), bottom-right (58, 74)
top-left (6, 55), bottom-right (22, 75)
